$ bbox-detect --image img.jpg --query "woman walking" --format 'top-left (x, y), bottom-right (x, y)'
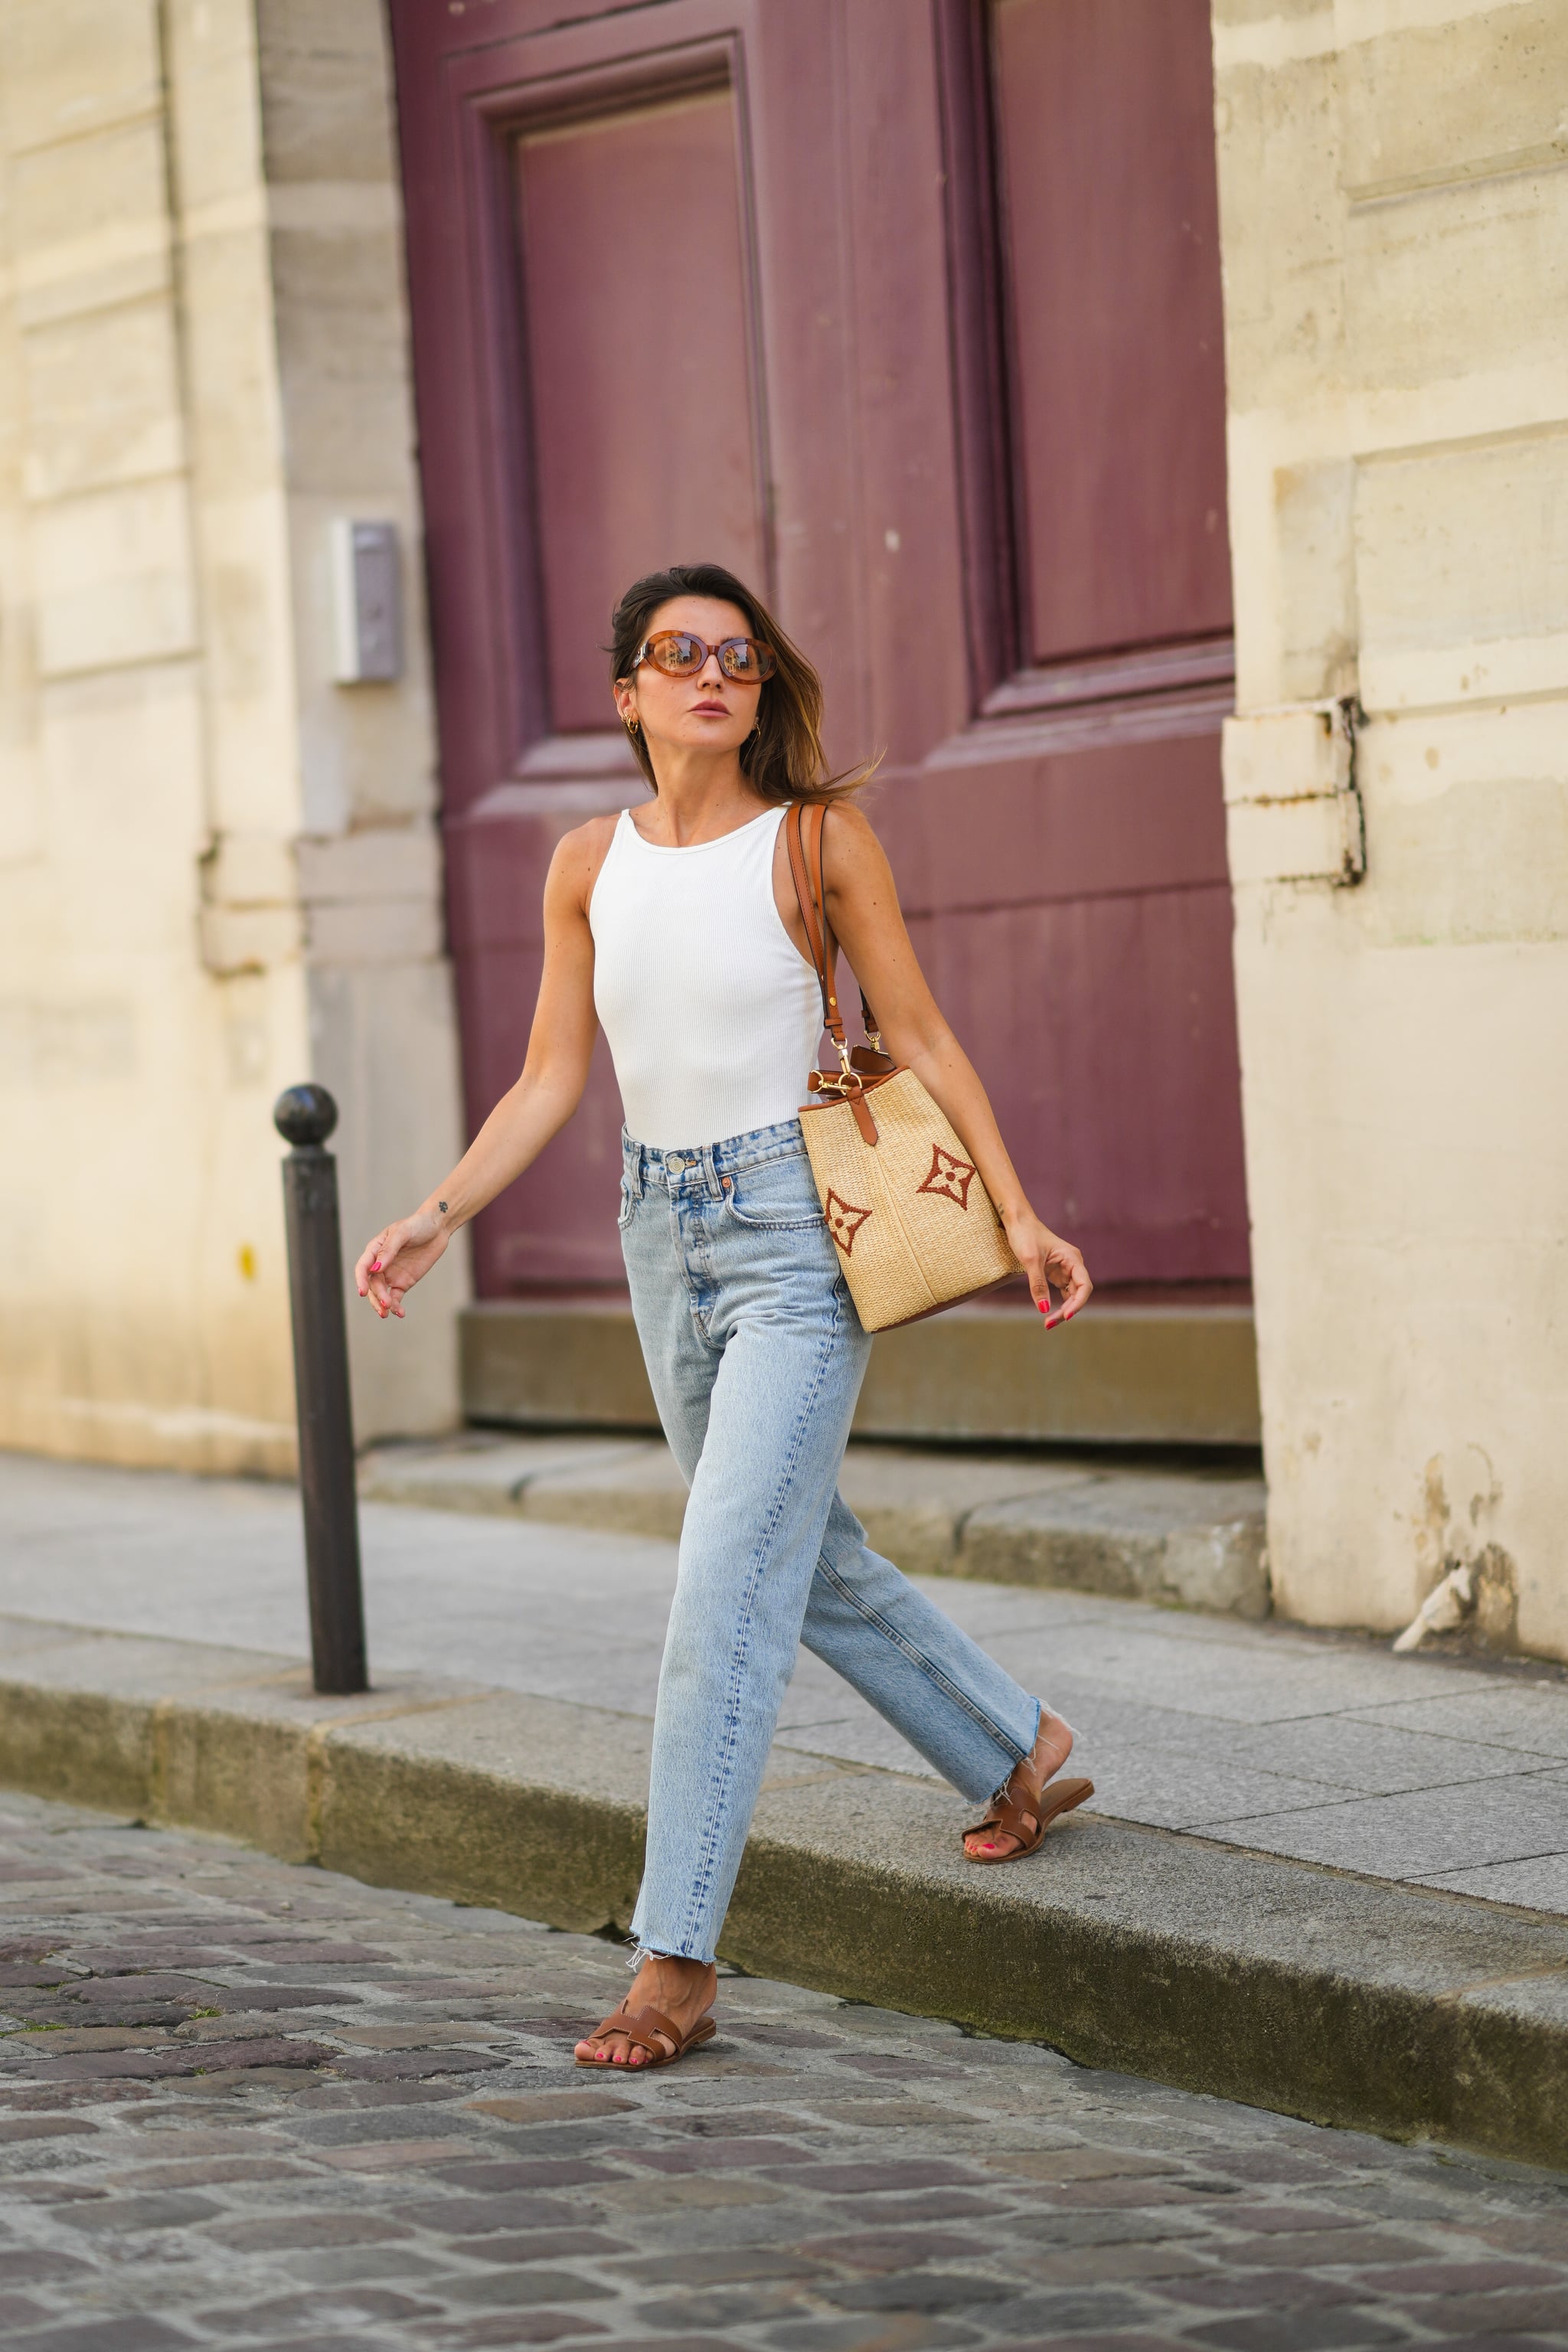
top-left (354, 564), bottom-right (1093, 2070)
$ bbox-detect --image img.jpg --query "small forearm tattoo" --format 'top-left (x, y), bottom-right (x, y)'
top-left (438, 1200), bottom-right (449, 1215)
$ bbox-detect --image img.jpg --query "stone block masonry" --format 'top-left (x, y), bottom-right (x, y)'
top-left (1212, 0), bottom-right (1568, 1660)
top-left (0, 0), bottom-right (469, 1479)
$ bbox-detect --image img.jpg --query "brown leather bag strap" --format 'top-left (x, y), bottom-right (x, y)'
top-left (785, 801), bottom-right (839, 1040)
top-left (785, 801), bottom-right (878, 1046)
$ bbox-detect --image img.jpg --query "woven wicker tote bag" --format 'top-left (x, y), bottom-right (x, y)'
top-left (786, 801), bottom-right (1019, 1332)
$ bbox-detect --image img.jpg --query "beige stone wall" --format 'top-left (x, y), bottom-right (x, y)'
top-left (1214, 0), bottom-right (1568, 1655)
top-left (0, 0), bottom-right (468, 1476)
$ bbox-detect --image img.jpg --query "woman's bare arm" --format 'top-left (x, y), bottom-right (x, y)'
top-left (820, 803), bottom-right (1092, 1325)
top-left (354, 822), bottom-right (607, 1321)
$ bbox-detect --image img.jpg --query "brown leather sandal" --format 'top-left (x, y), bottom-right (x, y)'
top-left (962, 1766), bottom-right (1094, 1863)
top-left (574, 2000), bottom-right (717, 2069)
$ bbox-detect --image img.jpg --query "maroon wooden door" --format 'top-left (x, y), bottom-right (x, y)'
top-left (390, 0), bottom-right (1247, 1302)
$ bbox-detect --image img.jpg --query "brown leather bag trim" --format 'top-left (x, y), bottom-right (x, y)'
top-left (803, 1067), bottom-right (898, 1149)
top-left (802, 1067), bottom-right (901, 1103)
top-left (786, 801), bottom-right (889, 1144)
top-left (784, 801), bottom-right (880, 1051)
top-left (785, 802), bottom-right (838, 1041)
top-left (803, 1081), bottom-right (882, 1146)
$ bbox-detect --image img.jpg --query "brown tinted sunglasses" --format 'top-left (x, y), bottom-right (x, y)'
top-left (634, 630), bottom-right (777, 683)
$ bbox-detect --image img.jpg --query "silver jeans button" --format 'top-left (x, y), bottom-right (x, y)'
top-left (666, 1154), bottom-right (684, 1173)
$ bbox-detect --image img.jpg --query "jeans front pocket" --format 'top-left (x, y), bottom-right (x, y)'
top-left (723, 1155), bottom-right (824, 1232)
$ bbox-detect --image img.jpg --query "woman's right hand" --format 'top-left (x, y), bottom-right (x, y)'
top-left (354, 1209), bottom-right (449, 1321)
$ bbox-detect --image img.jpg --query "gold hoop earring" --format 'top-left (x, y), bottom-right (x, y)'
top-left (625, 713), bottom-right (639, 735)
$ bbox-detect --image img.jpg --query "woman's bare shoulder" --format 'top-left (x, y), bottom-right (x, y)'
top-left (821, 795), bottom-right (876, 833)
top-left (562, 810), bottom-right (624, 860)
top-left (546, 811), bottom-right (623, 913)
top-left (819, 795), bottom-right (892, 877)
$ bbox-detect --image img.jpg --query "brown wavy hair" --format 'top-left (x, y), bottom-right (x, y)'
top-left (608, 563), bottom-right (877, 805)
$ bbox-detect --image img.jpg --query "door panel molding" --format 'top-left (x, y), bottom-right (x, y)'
top-left (933, 0), bottom-right (1235, 756)
top-left (926, 683), bottom-right (1235, 772)
top-left (980, 634), bottom-right (1236, 719)
top-left (394, 8), bottom-right (768, 812)
top-left (932, 0), bottom-right (1021, 704)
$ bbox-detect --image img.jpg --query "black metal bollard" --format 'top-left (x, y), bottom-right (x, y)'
top-left (273, 1084), bottom-right (368, 1695)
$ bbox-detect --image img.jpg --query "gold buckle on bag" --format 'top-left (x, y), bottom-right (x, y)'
top-left (825, 1040), bottom-right (864, 1100)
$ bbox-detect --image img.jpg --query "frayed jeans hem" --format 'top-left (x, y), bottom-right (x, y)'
top-left (627, 1938), bottom-right (715, 1971)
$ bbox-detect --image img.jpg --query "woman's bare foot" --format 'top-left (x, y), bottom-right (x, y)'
top-left (574, 1954), bottom-right (717, 2068)
top-left (963, 1709), bottom-right (1076, 1860)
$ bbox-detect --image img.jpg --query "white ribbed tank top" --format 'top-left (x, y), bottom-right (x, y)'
top-left (590, 805), bottom-right (824, 1151)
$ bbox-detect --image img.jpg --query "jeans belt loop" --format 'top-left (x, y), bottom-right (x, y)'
top-left (702, 1144), bottom-right (721, 1200)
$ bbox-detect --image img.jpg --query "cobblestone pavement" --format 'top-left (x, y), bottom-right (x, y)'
top-left (4, 1792), bottom-right (1568, 2352)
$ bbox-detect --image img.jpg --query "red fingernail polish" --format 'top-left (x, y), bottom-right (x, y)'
top-left (1037, 1300), bottom-right (1048, 1314)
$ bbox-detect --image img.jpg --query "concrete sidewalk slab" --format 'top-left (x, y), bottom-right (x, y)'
top-left (2, 1449), bottom-right (1566, 1912)
top-left (361, 1431), bottom-right (1271, 1615)
top-left (3, 1610), bottom-right (1568, 2171)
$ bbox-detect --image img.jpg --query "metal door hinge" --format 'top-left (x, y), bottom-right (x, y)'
top-left (1222, 697), bottom-right (1365, 887)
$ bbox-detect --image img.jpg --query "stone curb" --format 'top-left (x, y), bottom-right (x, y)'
top-left (4, 1612), bottom-right (1566, 2170)
top-left (361, 1438), bottom-right (1272, 1618)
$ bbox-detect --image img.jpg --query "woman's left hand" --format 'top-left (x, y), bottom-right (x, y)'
top-left (1003, 1210), bottom-right (1093, 1329)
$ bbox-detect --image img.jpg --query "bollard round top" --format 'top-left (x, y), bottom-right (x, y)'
top-left (273, 1083), bottom-right (338, 1147)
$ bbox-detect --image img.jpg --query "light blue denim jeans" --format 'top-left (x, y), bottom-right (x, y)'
top-left (619, 1117), bottom-right (1042, 1965)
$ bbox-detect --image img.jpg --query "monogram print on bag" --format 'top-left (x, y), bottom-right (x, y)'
top-left (823, 1190), bottom-right (874, 1256)
top-left (917, 1142), bottom-right (977, 1210)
